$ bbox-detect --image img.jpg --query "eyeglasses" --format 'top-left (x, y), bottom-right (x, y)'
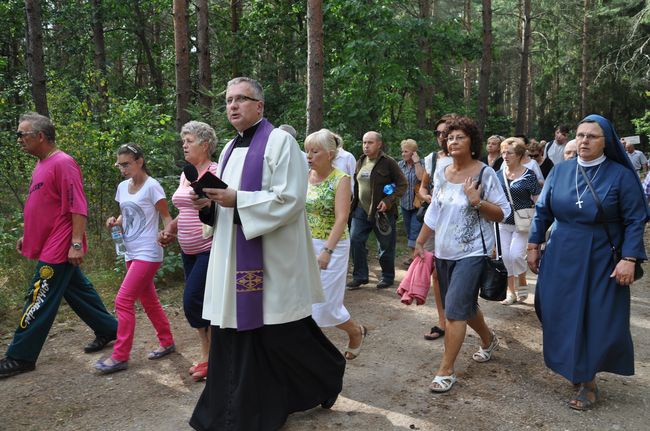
top-left (434, 130), bottom-right (445, 137)
top-left (576, 133), bottom-right (603, 141)
top-left (115, 162), bottom-right (131, 169)
top-left (226, 95), bottom-right (260, 105)
top-left (16, 131), bottom-right (39, 139)
top-left (447, 134), bottom-right (468, 142)
top-left (529, 153), bottom-right (540, 158)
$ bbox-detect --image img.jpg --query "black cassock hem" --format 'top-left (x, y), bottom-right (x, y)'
top-left (190, 316), bottom-right (346, 431)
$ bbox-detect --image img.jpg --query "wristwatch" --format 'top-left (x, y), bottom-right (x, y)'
top-left (471, 200), bottom-right (483, 210)
top-left (71, 242), bottom-right (82, 250)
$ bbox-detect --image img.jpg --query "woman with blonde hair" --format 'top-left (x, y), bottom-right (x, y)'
top-left (399, 138), bottom-right (424, 263)
top-left (496, 137), bottom-right (541, 304)
top-left (481, 135), bottom-right (504, 171)
top-left (305, 129), bottom-right (367, 359)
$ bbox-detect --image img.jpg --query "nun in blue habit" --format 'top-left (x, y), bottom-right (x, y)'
top-left (526, 114), bottom-right (649, 411)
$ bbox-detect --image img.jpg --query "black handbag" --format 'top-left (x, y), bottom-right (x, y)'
top-left (476, 166), bottom-right (508, 301)
top-left (580, 165), bottom-right (644, 282)
top-left (416, 202), bottom-right (428, 223)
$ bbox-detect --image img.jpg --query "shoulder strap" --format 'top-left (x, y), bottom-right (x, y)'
top-left (502, 169), bottom-right (515, 207)
top-left (579, 164), bottom-right (618, 254)
top-left (476, 165), bottom-right (502, 258)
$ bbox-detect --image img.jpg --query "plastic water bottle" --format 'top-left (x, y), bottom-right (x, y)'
top-left (110, 225), bottom-right (127, 256)
top-left (383, 183), bottom-right (396, 195)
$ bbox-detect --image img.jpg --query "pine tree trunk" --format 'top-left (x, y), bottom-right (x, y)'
top-left (230, 0), bottom-right (241, 78)
top-left (91, 0), bottom-right (108, 112)
top-left (515, 0), bottom-right (531, 135)
top-left (173, 0), bottom-right (191, 131)
top-left (197, 0), bottom-right (212, 111)
top-left (133, 0), bottom-right (164, 101)
top-left (580, 0), bottom-right (590, 118)
top-left (462, 0), bottom-right (472, 108)
top-left (476, 0), bottom-right (492, 136)
top-left (24, 0), bottom-right (48, 116)
top-left (306, 0), bottom-right (324, 135)
top-left (416, 0), bottom-right (434, 129)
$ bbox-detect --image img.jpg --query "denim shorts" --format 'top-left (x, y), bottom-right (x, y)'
top-left (435, 256), bottom-right (484, 320)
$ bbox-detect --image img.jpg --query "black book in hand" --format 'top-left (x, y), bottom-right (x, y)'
top-left (183, 164), bottom-right (228, 197)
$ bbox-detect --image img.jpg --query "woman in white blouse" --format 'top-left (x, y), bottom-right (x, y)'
top-left (414, 116), bottom-right (510, 393)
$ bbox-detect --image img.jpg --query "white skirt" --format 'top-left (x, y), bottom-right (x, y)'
top-left (311, 238), bottom-right (351, 327)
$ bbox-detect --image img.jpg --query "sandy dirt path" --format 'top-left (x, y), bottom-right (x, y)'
top-left (1, 259), bottom-right (649, 431)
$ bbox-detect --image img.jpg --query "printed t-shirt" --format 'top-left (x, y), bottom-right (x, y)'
top-left (115, 176), bottom-right (166, 262)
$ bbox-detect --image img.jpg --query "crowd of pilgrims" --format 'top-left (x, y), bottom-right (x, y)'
top-left (3, 84), bottom-right (647, 430)
top-left (129, 112), bottom-right (648, 414)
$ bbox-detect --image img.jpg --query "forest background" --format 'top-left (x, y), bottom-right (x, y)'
top-left (0, 0), bottom-right (648, 325)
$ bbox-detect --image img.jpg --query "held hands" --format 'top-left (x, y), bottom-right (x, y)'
top-left (463, 177), bottom-right (482, 207)
top-left (158, 230), bottom-right (177, 247)
top-left (611, 259), bottom-right (636, 286)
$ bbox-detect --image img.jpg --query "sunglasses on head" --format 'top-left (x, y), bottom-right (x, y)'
top-left (120, 144), bottom-right (140, 154)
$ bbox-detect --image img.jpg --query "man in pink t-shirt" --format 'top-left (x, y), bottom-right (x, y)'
top-left (0, 112), bottom-right (117, 378)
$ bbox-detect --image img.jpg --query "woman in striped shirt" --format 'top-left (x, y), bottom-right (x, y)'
top-left (159, 121), bottom-right (218, 381)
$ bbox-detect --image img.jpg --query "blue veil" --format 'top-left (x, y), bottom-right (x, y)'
top-left (580, 114), bottom-right (650, 220)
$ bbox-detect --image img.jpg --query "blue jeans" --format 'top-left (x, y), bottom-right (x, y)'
top-left (401, 207), bottom-right (422, 248)
top-left (350, 206), bottom-right (397, 283)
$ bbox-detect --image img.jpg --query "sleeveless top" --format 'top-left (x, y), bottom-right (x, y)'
top-left (306, 168), bottom-right (349, 241)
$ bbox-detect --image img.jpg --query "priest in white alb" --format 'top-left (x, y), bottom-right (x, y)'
top-left (189, 77), bottom-right (345, 431)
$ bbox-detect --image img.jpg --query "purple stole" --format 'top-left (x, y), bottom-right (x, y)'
top-left (220, 119), bottom-right (274, 331)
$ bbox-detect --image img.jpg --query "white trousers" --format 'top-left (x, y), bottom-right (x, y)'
top-left (498, 223), bottom-right (528, 276)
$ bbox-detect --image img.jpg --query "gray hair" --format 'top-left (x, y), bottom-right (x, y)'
top-left (278, 124), bottom-right (297, 139)
top-left (181, 121), bottom-right (218, 155)
top-left (227, 77), bottom-right (264, 102)
top-left (19, 112), bottom-right (55, 143)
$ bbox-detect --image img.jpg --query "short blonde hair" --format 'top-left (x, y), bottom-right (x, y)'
top-left (304, 129), bottom-right (338, 161)
top-left (500, 137), bottom-right (527, 158)
top-left (400, 139), bottom-right (418, 152)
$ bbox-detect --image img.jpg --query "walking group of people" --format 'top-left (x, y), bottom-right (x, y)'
top-left (0, 77), bottom-right (647, 430)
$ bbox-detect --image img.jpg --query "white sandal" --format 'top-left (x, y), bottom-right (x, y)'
top-left (345, 325), bottom-right (367, 360)
top-left (500, 292), bottom-right (516, 305)
top-left (429, 374), bottom-right (457, 393)
top-left (472, 330), bottom-right (499, 363)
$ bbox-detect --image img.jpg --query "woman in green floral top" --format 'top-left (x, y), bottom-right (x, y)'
top-left (305, 129), bottom-right (367, 360)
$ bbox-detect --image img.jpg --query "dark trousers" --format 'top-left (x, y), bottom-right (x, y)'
top-left (6, 261), bottom-right (117, 363)
top-left (181, 251), bottom-right (211, 329)
top-left (349, 206), bottom-right (397, 283)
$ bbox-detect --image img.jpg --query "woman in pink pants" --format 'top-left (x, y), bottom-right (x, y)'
top-left (95, 143), bottom-right (175, 374)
